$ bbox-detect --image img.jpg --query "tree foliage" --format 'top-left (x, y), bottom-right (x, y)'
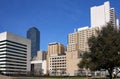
top-left (78, 23), bottom-right (120, 79)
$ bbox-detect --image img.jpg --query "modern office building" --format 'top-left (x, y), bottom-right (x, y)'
top-left (91, 1), bottom-right (119, 29)
top-left (0, 32), bottom-right (31, 75)
top-left (31, 60), bottom-right (46, 75)
top-left (49, 55), bottom-right (66, 76)
top-left (27, 27), bottom-right (40, 58)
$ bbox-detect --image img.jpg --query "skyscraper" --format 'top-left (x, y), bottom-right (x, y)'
top-left (66, 26), bottom-right (98, 76)
top-left (91, 1), bottom-right (119, 29)
top-left (27, 27), bottom-right (40, 58)
top-left (67, 26), bottom-right (98, 52)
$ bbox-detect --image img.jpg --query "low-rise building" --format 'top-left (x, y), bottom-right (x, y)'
top-left (49, 55), bottom-right (66, 76)
top-left (31, 51), bottom-right (47, 75)
top-left (31, 60), bottom-right (46, 75)
top-left (47, 42), bottom-right (66, 75)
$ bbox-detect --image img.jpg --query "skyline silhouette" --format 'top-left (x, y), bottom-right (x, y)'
top-left (0, 0), bottom-right (119, 50)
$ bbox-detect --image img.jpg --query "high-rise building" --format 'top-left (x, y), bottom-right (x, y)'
top-left (0, 32), bottom-right (31, 75)
top-left (66, 1), bottom-right (119, 76)
top-left (66, 27), bottom-right (98, 76)
top-left (67, 32), bottom-right (78, 52)
top-left (67, 26), bottom-right (98, 52)
top-left (77, 27), bottom-right (98, 52)
top-left (91, 1), bottom-right (119, 29)
top-left (27, 27), bottom-right (40, 58)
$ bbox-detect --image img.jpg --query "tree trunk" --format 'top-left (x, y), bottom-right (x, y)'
top-left (108, 68), bottom-right (113, 79)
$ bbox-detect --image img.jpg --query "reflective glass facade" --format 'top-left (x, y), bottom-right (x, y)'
top-left (27, 27), bottom-right (40, 58)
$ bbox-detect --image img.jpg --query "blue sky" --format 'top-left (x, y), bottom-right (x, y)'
top-left (0, 0), bottom-right (120, 50)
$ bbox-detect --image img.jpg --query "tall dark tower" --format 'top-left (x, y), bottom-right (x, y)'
top-left (27, 27), bottom-right (40, 58)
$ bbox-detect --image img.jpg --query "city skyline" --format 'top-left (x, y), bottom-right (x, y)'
top-left (0, 0), bottom-right (120, 50)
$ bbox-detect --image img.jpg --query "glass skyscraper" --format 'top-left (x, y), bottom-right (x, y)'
top-left (27, 27), bottom-right (40, 58)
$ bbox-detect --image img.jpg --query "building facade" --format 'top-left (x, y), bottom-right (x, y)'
top-left (31, 51), bottom-right (47, 75)
top-left (66, 50), bottom-right (81, 76)
top-left (49, 55), bottom-right (66, 76)
top-left (77, 27), bottom-right (98, 52)
top-left (31, 60), bottom-right (46, 75)
top-left (35, 51), bottom-right (47, 60)
top-left (67, 32), bottom-right (78, 52)
top-left (47, 42), bottom-right (66, 75)
top-left (67, 26), bottom-right (98, 52)
top-left (0, 32), bottom-right (31, 75)
top-left (27, 27), bottom-right (40, 58)
top-left (91, 1), bottom-right (119, 29)
top-left (66, 27), bottom-right (98, 76)
top-left (48, 42), bottom-right (66, 56)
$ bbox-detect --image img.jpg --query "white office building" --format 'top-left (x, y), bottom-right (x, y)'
top-left (91, 1), bottom-right (119, 29)
top-left (31, 51), bottom-right (47, 75)
top-left (31, 60), bottom-right (46, 75)
top-left (0, 32), bottom-right (31, 75)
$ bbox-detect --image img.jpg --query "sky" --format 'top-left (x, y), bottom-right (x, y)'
top-left (0, 0), bottom-right (120, 51)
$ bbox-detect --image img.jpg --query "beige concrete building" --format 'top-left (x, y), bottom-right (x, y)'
top-left (67, 32), bottom-right (79, 52)
top-left (49, 55), bottom-right (66, 76)
top-left (66, 50), bottom-right (81, 76)
top-left (48, 42), bottom-right (66, 56)
top-left (66, 27), bottom-right (98, 76)
top-left (77, 26), bottom-right (98, 52)
top-left (47, 42), bottom-right (66, 75)
top-left (35, 51), bottom-right (47, 60)
top-left (67, 26), bottom-right (98, 52)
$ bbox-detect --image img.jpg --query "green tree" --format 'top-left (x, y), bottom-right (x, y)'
top-left (78, 23), bottom-right (120, 79)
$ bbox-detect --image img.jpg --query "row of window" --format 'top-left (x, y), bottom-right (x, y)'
top-left (50, 57), bottom-right (66, 59)
top-left (0, 63), bottom-right (26, 67)
top-left (50, 63), bottom-right (66, 65)
top-left (0, 40), bottom-right (27, 47)
top-left (0, 50), bottom-right (27, 56)
top-left (0, 60), bottom-right (26, 64)
top-left (0, 70), bottom-right (26, 72)
top-left (0, 43), bottom-right (27, 50)
top-left (50, 68), bottom-right (66, 70)
top-left (0, 53), bottom-right (26, 58)
top-left (0, 67), bottom-right (26, 70)
top-left (0, 46), bottom-right (27, 52)
top-left (0, 56), bottom-right (26, 61)
top-left (50, 60), bottom-right (66, 62)
top-left (50, 65), bottom-right (66, 67)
